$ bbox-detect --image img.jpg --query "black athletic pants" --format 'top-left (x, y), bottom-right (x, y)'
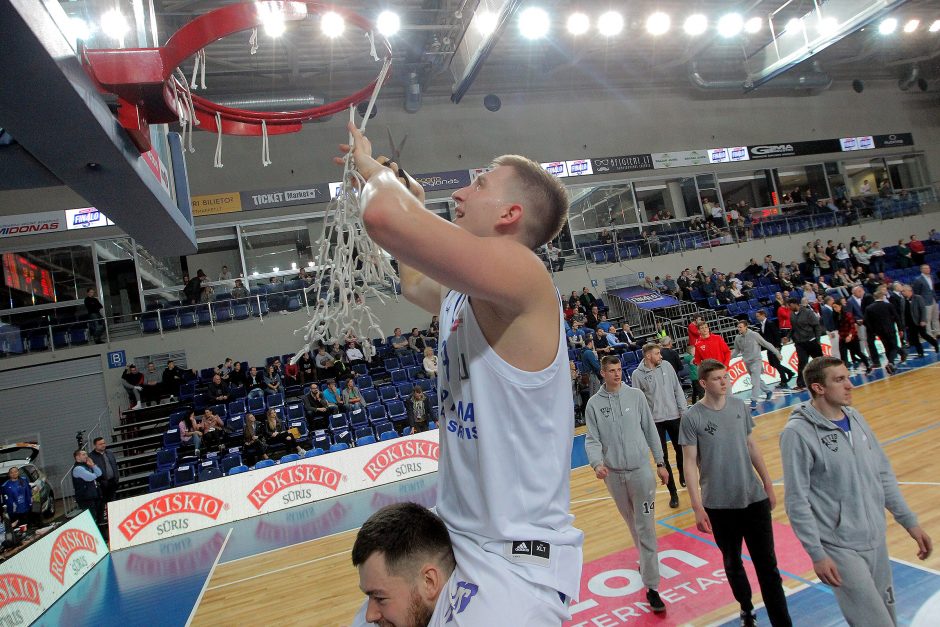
top-left (839, 337), bottom-right (870, 368)
top-left (794, 340), bottom-right (823, 387)
top-left (867, 330), bottom-right (900, 368)
top-left (706, 499), bottom-right (792, 626)
top-left (654, 418), bottom-right (684, 496)
top-left (906, 323), bottom-right (939, 356)
top-left (766, 351), bottom-right (794, 385)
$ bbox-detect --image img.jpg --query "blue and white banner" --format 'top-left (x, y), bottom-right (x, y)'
top-left (610, 286), bottom-right (681, 310)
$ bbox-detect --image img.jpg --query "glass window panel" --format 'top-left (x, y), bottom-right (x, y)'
top-left (843, 158), bottom-right (888, 197)
top-left (136, 243), bottom-right (183, 290)
top-left (567, 183), bottom-right (637, 233)
top-left (774, 164), bottom-right (827, 204)
top-left (186, 226), bottom-right (241, 284)
top-left (886, 155), bottom-right (925, 190)
top-left (635, 177), bottom-right (702, 221)
top-left (718, 170), bottom-right (774, 209)
top-left (241, 218), bottom-right (314, 280)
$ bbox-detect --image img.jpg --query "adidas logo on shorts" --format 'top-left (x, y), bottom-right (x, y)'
top-left (510, 539), bottom-right (551, 564)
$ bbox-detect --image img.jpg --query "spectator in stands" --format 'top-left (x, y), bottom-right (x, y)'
top-left (2, 467), bottom-right (32, 527)
top-left (201, 409), bottom-right (227, 451)
top-left (408, 327), bottom-right (426, 354)
top-left (692, 323), bottom-right (730, 368)
top-left (580, 287), bottom-right (597, 311)
top-left (790, 298), bottom-right (824, 389)
top-left (658, 336), bottom-right (684, 375)
top-left (88, 437), bottom-right (120, 504)
top-left (909, 235), bottom-right (926, 265)
top-left (731, 320), bottom-right (781, 409)
top-left (581, 337), bottom-right (602, 397)
top-left (315, 346), bottom-right (336, 380)
top-left (663, 275), bottom-right (678, 296)
top-left (593, 327), bottom-right (615, 356)
top-left (323, 379), bottom-right (344, 412)
top-left (342, 378), bottom-right (364, 407)
top-left (243, 413), bottom-right (268, 466)
top-left (84, 287), bottom-right (105, 344)
top-left (228, 360), bottom-right (247, 388)
top-left (567, 290), bottom-right (580, 311)
top-left (423, 347), bottom-right (438, 378)
top-left (604, 326), bottom-right (629, 354)
top-left (207, 373), bottom-right (231, 405)
top-left (617, 323), bottom-right (641, 351)
top-left (744, 258), bottom-right (762, 277)
top-left (245, 366), bottom-right (265, 398)
top-left (864, 286), bottom-right (903, 375)
top-left (303, 386), bottom-right (331, 430)
top-left (390, 327), bottom-right (410, 357)
top-left (902, 284), bottom-right (939, 357)
top-left (716, 284), bottom-right (734, 306)
top-left (345, 341), bottom-right (367, 368)
top-left (330, 341), bottom-right (349, 376)
top-left (406, 385), bottom-right (433, 433)
top-left (161, 360), bottom-right (185, 401)
top-left (913, 264), bottom-right (939, 339)
top-left (261, 364), bottom-right (282, 397)
top-left (121, 364), bottom-right (144, 409)
top-left (832, 300), bottom-right (871, 373)
top-left (71, 450), bottom-right (103, 527)
top-left (598, 229), bottom-right (613, 246)
top-left (140, 361), bottom-right (162, 406)
top-left (231, 279), bottom-right (248, 299)
top-left (643, 230), bottom-right (660, 256)
top-left (183, 269), bottom-right (206, 305)
top-left (586, 305), bottom-right (601, 330)
top-left (677, 270), bottom-right (693, 301)
top-left (427, 315), bottom-right (440, 339)
top-left (178, 411), bottom-right (202, 454)
top-left (632, 343), bottom-right (687, 508)
top-left (763, 255), bottom-right (780, 278)
top-left (596, 313), bottom-right (612, 332)
top-left (546, 242), bottom-right (565, 271)
top-left (295, 351), bottom-right (315, 385)
top-left (262, 408), bottom-right (303, 455)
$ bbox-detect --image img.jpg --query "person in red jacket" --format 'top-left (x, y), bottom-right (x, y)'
top-left (688, 314), bottom-right (704, 346)
top-left (692, 322), bottom-right (731, 367)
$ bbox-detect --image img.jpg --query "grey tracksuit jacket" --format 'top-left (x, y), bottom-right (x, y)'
top-left (780, 403), bottom-right (918, 562)
top-left (584, 385), bottom-right (663, 471)
top-left (631, 360), bottom-right (686, 423)
top-left (731, 329), bottom-right (781, 363)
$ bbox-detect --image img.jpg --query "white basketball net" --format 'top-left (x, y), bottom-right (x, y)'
top-left (292, 56), bottom-right (397, 364)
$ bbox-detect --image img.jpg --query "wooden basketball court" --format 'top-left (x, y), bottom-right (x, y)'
top-left (183, 362), bottom-right (940, 626)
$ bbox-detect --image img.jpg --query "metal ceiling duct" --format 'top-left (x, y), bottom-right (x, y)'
top-left (745, 0), bottom-right (909, 91)
top-left (690, 62), bottom-right (832, 92)
top-left (449, 0), bottom-right (522, 104)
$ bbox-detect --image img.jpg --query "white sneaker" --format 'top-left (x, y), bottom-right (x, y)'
top-left (296, 446), bottom-right (306, 455)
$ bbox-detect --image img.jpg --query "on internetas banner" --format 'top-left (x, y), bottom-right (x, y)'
top-left (108, 431), bottom-right (441, 550)
top-left (0, 510), bottom-right (108, 625)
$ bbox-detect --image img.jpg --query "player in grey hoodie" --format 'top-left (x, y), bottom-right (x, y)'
top-left (730, 320), bottom-right (782, 408)
top-left (781, 356), bottom-right (932, 626)
top-left (585, 355), bottom-right (670, 613)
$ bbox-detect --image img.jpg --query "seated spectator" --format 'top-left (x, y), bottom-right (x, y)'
top-left (896, 239), bottom-right (913, 268)
top-left (262, 365), bottom-right (282, 397)
top-left (604, 326), bottom-right (628, 354)
top-left (201, 409), bottom-right (228, 451)
top-left (546, 242), bottom-right (565, 271)
top-left (716, 284), bottom-right (734, 305)
top-left (408, 328), bottom-right (426, 354)
top-left (580, 287), bottom-right (597, 311)
top-left (342, 378), bottom-right (364, 407)
top-left (247, 366), bottom-right (266, 398)
top-left (161, 360), bottom-right (185, 401)
top-left (426, 315), bottom-right (439, 339)
top-left (121, 364), bottom-right (144, 410)
top-left (322, 379), bottom-right (344, 412)
top-left (141, 362), bottom-right (162, 406)
top-left (231, 279), bottom-right (248, 299)
top-left (567, 290), bottom-right (580, 312)
top-left (2, 467), bottom-right (33, 527)
top-left (207, 373), bottom-right (232, 403)
top-left (315, 346), bottom-right (336, 380)
top-left (178, 410), bottom-right (202, 454)
top-left (422, 347), bottom-right (438, 378)
top-left (598, 229), bottom-right (613, 246)
top-left (243, 413), bottom-right (268, 466)
top-left (596, 313), bottom-right (612, 333)
top-left (330, 341), bottom-right (349, 376)
top-left (390, 327), bottom-right (410, 357)
top-left (586, 305), bottom-right (601, 330)
top-left (406, 385), bottom-right (432, 433)
top-left (282, 361), bottom-right (300, 386)
top-left (303, 387), bottom-right (331, 430)
top-left (616, 323), bottom-right (641, 351)
top-left (229, 361), bottom-right (247, 388)
top-left (296, 351), bottom-right (315, 385)
top-left (593, 327), bottom-right (615, 356)
top-left (261, 408), bottom-right (303, 455)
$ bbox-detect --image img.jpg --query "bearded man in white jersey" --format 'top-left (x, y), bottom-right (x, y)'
top-left (338, 124), bottom-right (583, 625)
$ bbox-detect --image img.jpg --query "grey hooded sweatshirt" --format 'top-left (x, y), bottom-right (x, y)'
top-left (631, 360), bottom-right (686, 423)
top-left (780, 402), bottom-right (918, 562)
top-left (585, 384), bottom-right (663, 471)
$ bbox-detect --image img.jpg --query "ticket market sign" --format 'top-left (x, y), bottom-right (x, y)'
top-left (0, 511), bottom-right (108, 625)
top-left (108, 431), bottom-right (441, 550)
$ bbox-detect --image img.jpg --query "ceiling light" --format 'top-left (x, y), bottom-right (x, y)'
top-left (744, 17), bottom-right (763, 34)
top-left (930, 20), bottom-right (940, 33)
top-left (903, 19), bottom-right (919, 33)
top-left (684, 14), bottom-right (708, 36)
top-left (598, 11), bottom-right (624, 37)
top-left (321, 11), bottom-right (345, 38)
top-left (68, 17), bottom-right (93, 41)
top-left (475, 10), bottom-right (498, 36)
top-left (717, 13), bottom-right (744, 38)
top-left (567, 12), bottom-right (590, 36)
top-left (257, 3), bottom-right (285, 37)
top-left (100, 9), bottom-right (129, 40)
top-left (879, 18), bottom-right (898, 35)
top-left (376, 11), bottom-right (400, 37)
top-left (646, 12), bottom-right (670, 36)
top-left (785, 18), bottom-right (801, 33)
top-left (518, 7), bottom-right (550, 40)
top-left (817, 16), bottom-right (838, 35)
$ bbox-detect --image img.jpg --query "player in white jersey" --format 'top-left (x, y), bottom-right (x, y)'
top-left (337, 123), bottom-right (583, 623)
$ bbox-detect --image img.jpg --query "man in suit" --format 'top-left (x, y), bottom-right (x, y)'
top-left (819, 296), bottom-right (839, 359)
top-left (912, 264), bottom-right (938, 338)
top-left (617, 323), bottom-right (641, 351)
top-left (847, 286), bottom-right (874, 357)
top-left (88, 437), bottom-right (120, 504)
top-left (863, 286), bottom-right (904, 374)
top-left (755, 309), bottom-right (794, 387)
top-left (902, 284), bottom-right (939, 357)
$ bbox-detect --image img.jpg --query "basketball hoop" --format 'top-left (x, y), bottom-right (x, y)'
top-left (81, 2), bottom-right (393, 152)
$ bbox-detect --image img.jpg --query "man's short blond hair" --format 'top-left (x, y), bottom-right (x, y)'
top-left (492, 155), bottom-right (569, 250)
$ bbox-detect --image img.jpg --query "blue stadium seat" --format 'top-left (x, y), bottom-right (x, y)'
top-left (349, 407), bottom-right (369, 430)
top-left (228, 399), bottom-right (246, 416)
top-left (356, 435), bottom-right (376, 447)
top-left (367, 403), bottom-right (387, 424)
top-left (247, 395), bottom-right (266, 414)
top-left (279, 453), bottom-right (301, 464)
top-left (214, 303), bottom-right (233, 323)
top-left (379, 429), bottom-right (398, 442)
top-left (179, 307), bottom-right (198, 328)
top-left (329, 413), bottom-right (348, 430)
top-left (155, 448), bottom-right (177, 472)
top-left (405, 365), bottom-right (423, 380)
top-left (397, 382), bottom-right (414, 399)
top-left (233, 302), bottom-right (251, 320)
top-left (399, 353), bottom-right (417, 368)
top-left (141, 313), bottom-right (160, 334)
top-left (286, 402), bottom-right (304, 421)
top-left (266, 392), bottom-right (285, 408)
top-left (163, 429), bottom-right (182, 449)
top-left (386, 400), bottom-right (406, 424)
top-left (312, 432), bottom-right (330, 450)
top-left (174, 464), bottom-right (196, 486)
top-left (254, 459), bottom-right (276, 470)
top-left (329, 442), bottom-right (350, 453)
top-left (390, 369), bottom-right (409, 386)
top-left (68, 326), bottom-right (90, 345)
top-left (362, 388), bottom-right (379, 405)
top-left (220, 453), bottom-right (242, 475)
top-left (228, 465), bottom-right (249, 475)
top-left (304, 448), bottom-right (325, 458)
top-left (383, 357), bottom-right (401, 372)
top-left (356, 375), bottom-right (374, 390)
top-left (354, 426), bottom-right (373, 441)
top-left (148, 471), bottom-right (172, 492)
top-left (160, 310), bottom-right (179, 331)
top-left (198, 462), bottom-right (223, 482)
top-left (379, 385), bottom-right (398, 403)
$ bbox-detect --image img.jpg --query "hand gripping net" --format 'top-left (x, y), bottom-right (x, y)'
top-left (292, 59), bottom-right (398, 364)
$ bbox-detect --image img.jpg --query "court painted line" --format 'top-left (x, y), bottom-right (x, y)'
top-left (185, 527), bottom-right (233, 627)
top-left (219, 523), bottom-right (360, 566)
top-left (207, 548), bottom-right (351, 591)
top-left (884, 423), bottom-right (940, 446)
top-left (898, 482), bottom-right (940, 487)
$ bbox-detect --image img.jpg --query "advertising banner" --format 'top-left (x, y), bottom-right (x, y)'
top-left (0, 511), bottom-right (108, 626)
top-left (0, 212), bottom-right (65, 239)
top-left (609, 286), bottom-right (681, 310)
top-left (541, 161), bottom-right (569, 178)
top-left (651, 150), bottom-right (710, 169)
top-left (412, 170), bottom-right (472, 192)
top-left (240, 184), bottom-right (332, 211)
top-left (64, 207), bottom-right (114, 230)
top-left (108, 431), bottom-right (441, 550)
top-left (190, 193), bottom-right (243, 217)
top-left (874, 133), bottom-right (914, 148)
top-left (747, 138), bottom-right (842, 160)
top-left (590, 154), bottom-right (654, 175)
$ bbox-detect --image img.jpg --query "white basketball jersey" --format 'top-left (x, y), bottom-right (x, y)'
top-left (436, 290), bottom-right (584, 600)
